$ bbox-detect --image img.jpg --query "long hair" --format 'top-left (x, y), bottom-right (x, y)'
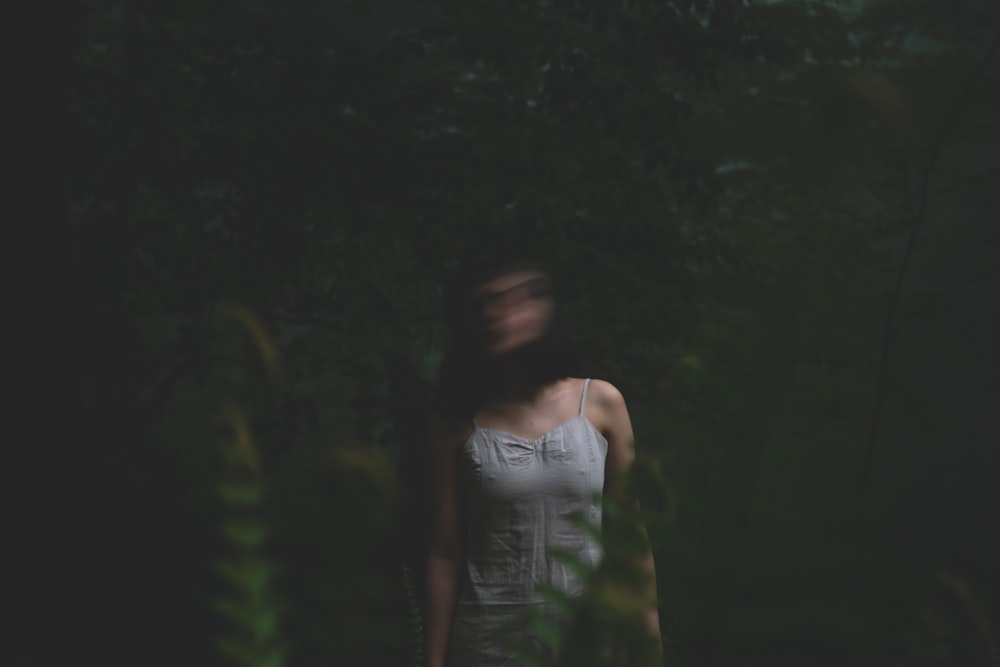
top-left (434, 252), bottom-right (581, 424)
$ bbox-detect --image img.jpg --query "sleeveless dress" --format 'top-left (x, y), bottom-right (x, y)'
top-left (448, 379), bottom-right (608, 666)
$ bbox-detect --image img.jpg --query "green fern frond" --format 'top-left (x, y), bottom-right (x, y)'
top-left (400, 566), bottom-right (424, 667)
top-left (212, 599), bottom-right (282, 642)
top-left (216, 638), bottom-right (286, 667)
top-left (211, 304), bottom-right (286, 667)
top-left (215, 558), bottom-right (277, 599)
top-left (220, 519), bottom-right (270, 548)
top-left (218, 480), bottom-right (265, 506)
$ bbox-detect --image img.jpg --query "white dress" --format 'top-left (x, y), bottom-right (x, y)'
top-left (448, 379), bottom-right (608, 666)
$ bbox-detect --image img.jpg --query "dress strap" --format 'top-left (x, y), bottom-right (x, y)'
top-left (579, 378), bottom-right (591, 416)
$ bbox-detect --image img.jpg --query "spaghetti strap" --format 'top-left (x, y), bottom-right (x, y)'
top-left (452, 375), bottom-right (608, 665)
top-left (579, 378), bottom-right (591, 416)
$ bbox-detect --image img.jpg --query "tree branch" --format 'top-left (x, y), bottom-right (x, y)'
top-left (855, 31), bottom-right (1000, 581)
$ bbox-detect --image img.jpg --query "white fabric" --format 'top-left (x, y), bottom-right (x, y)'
top-left (449, 381), bottom-right (608, 666)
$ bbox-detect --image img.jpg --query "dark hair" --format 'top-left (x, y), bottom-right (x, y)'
top-left (434, 252), bottom-right (581, 423)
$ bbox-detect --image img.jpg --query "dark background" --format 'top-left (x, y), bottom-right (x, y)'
top-left (29, 1), bottom-right (1000, 666)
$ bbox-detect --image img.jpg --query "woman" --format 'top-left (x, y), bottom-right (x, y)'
top-left (426, 254), bottom-right (661, 666)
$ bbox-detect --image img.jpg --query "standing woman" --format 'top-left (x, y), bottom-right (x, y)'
top-left (426, 255), bottom-right (661, 667)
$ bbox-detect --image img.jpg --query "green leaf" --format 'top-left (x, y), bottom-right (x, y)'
top-left (533, 582), bottom-right (577, 615)
top-left (257, 648), bottom-right (287, 667)
top-left (212, 599), bottom-right (282, 643)
top-left (215, 558), bottom-right (276, 598)
top-left (220, 520), bottom-right (269, 548)
top-left (546, 548), bottom-right (595, 581)
top-left (216, 637), bottom-right (256, 667)
top-left (530, 613), bottom-right (563, 653)
top-left (218, 481), bottom-right (264, 506)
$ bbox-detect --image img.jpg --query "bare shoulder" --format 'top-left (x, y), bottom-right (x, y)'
top-left (586, 378), bottom-right (627, 408)
top-left (582, 378), bottom-right (632, 436)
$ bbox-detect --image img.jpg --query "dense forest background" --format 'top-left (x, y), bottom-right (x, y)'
top-left (32, 0), bottom-right (999, 666)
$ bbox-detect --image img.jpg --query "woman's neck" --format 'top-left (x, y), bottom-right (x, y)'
top-left (498, 372), bottom-right (532, 401)
top-left (487, 357), bottom-right (543, 405)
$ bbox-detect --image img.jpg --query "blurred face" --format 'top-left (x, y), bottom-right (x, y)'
top-left (473, 269), bottom-right (555, 356)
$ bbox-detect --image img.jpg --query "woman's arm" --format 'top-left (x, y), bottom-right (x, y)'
top-left (425, 416), bottom-right (468, 667)
top-left (592, 380), bottom-right (663, 655)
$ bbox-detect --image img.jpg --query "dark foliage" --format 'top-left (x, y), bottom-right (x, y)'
top-left (49, 0), bottom-right (1000, 665)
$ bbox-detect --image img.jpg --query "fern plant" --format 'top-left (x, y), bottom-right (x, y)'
top-left (516, 461), bottom-right (669, 667)
top-left (211, 305), bottom-right (287, 667)
top-left (401, 566), bottom-right (425, 667)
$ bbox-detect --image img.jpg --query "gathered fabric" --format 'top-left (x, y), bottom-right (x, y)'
top-left (449, 379), bottom-right (608, 666)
